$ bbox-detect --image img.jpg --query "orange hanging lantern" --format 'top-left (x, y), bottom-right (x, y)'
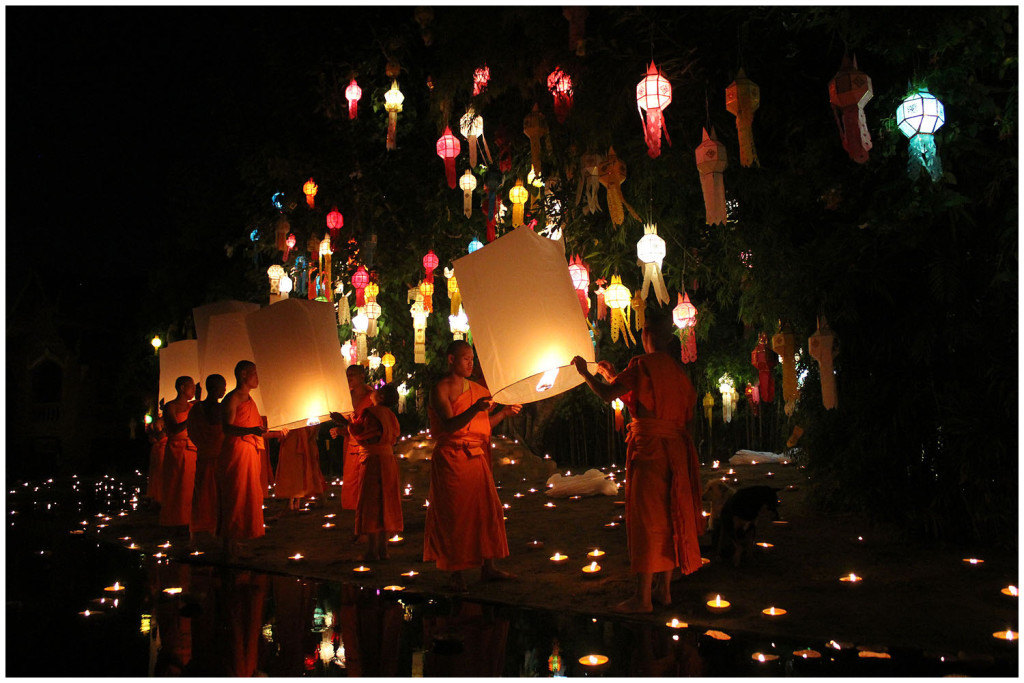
top-left (345, 78), bottom-right (362, 120)
top-left (381, 352), bottom-right (396, 383)
top-left (568, 255), bottom-right (590, 317)
top-left (597, 147), bottom-right (639, 227)
top-left (726, 68), bottom-right (760, 168)
top-left (696, 127), bottom-right (728, 225)
top-left (435, 126), bottom-right (461, 189)
top-left (364, 281), bottom-right (380, 337)
top-left (611, 397), bottom-right (625, 433)
top-left (351, 265), bottom-right (369, 307)
top-left (702, 392), bottom-right (715, 422)
top-left (808, 316), bottom-right (837, 409)
top-left (509, 179), bottom-right (528, 227)
top-left (472, 64), bottom-right (490, 96)
top-left (383, 80), bottom-right (404, 151)
top-left (523, 103), bottom-right (548, 177)
top-left (672, 292), bottom-right (697, 363)
top-left (303, 177), bottom-right (318, 208)
top-left (444, 267), bottom-right (461, 316)
top-left (459, 170), bottom-right (477, 218)
top-left (547, 66), bottom-right (574, 123)
top-left (604, 276), bottom-right (635, 346)
top-left (771, 326), bottom-right (798, 416)
top-left (751, 332), bottom-right (776, 403)
top-left (419, 280), bottom-right (434, 314)
top-left (828, 55), bottom-right (873, 164)
top-left (636, 61), bottom-right (673, 158)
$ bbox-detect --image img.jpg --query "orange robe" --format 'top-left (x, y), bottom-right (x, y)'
top-left (615, 352), bottom-right (705, 574)
top-left (274, 426), bottom-right (326, 499)
top-left (349, 405), bottom-right (404, 535)
top-left (217, 395), bottom-right (265, 540)
top-left (146, 425), bottom-right (167, 502)
top-left (423, 379), bottom-right (508, 571)
top-left (340, 389), bottom-right (374, 510)
top-left (160, 401), bottom-right (197, 526)
top-left (189, 402), bottom-right (224, 535)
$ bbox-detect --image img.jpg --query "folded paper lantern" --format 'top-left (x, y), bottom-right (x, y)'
top-left (672, 292), bottom-right (697, 363)
top-left (631, 289), bottom-right (646, 331)
top-left (808, 316), bottom-right (837, 409)
top-left (828, 55), bottom-right (873, 164)
top-left (303, 178), bottom-right (318, 209)
top-left (547, 66), bottom-right (574, 123)
top-left (702, 392), bottom-right (715, 421)
top-left (410, 294), bottom-right (428, 364)
top-left (568, 255), bottom-right (590, 317)
top-left (604, 275), bottom-right (635, 346)
top-left (696, 127), bottom-right (728, 225)
top-left (509, 179), bottom-right (528, 227)
top-left (196, 310), bottom-right (264, 409)
top-left (453, 225), bottom-right (596, 404)
top-left (636, 61), bottom-right (672, 158)
top-left (444, 267), bottom-right (461, 316)
top-left (381, 352), bottom-right (396, 383)
top-left (718, 374), bottom-right (736, 423)
top-left (598, 147), bottom-right (639, 227)
top-left (435, 126), bottom-right (460, 189)
top-left (245, 299), bottom-right (353, 430)
top-left (345, 78), bottom-right (362, 120)
top-left (726, 68), bottom-right (760, 168)
top-left (383, 80), bottom-right (404, 151)
top-left (896, 87), bottom-right (945, 181)
top-left (576, 152), bottom-right (603, 215)
top-left (771, 327), bottom-right (798, 416)
top-left (459, 108), bottom-right (486, 169)
top-left (158, 340), bottom-right (200, 406)
top-left (636, 223), bottom-right (669, 305)
top-left (459, 170), bottom-right (477, 217)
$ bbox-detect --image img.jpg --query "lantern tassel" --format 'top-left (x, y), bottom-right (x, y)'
top-left (385, 366), bottom-right (393, 383)
top-left (908, 134), bottom-right (942, 182)
top-left (468, 136), bottom-right (478, 169)
top-left (348, 98), bottom-right (358, 120)
top-left (444, 158), bottom-right (457, 189)
top-left (639, 107), bottom-right (672, 159)
top-left (680, 328), bottom-right (697, 363)
top-left (337, 291), bottom-right (351, 325)
top-left (387, 112), bottom-right (398, 151)
top-left (640, 263), bottom-right (670, 307)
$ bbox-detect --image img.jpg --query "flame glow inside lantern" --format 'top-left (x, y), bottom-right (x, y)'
top-left (383, 81), bottom-right (405, 150)
top-left (245, 299), bottom-right (354, 430)
top-left (454, 225), bottom-right (596, 404)
top-left (896, 87), bottom-right (945, 181)
top-left (303, 178), bottom-right (318, 208)
top-left (345, 78), bottom-right (362, 120)
top-left (158, 340), bottom-right (200, 405)
top-left (381, 352), bottom-right (396, 382)
top-left (194, 302), bottom-right (264, 409)
top-left (509, 180), bottom-right (528, 227)
top-left (436, 126), bottom-right (461, 189)
top-left (547, 66), bottom-right (574, 123)
top-left (459, 170), bottom-right (477, 218)
top-left (636, 62), bottom-right (673, 158)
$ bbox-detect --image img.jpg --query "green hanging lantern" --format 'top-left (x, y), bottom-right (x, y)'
top-left (896, 87), bottom-right (945, 182)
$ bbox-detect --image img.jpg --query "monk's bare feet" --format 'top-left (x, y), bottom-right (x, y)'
top-left (612, 596), bottom-right (653, 614)
top-left (481, 567), bottom-right (516, 581)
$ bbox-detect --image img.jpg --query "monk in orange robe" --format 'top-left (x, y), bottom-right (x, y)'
top-left (160, 376), bottom-right (198, 530)
top-left (348, 383), bottom-right (404, 561)
top-left (338, 365), bottom-right (374, 511)
top-left (572, 308), bottom-right (705, 613)
top-left (275, 425), bottom-right (326, 510)
top-left (424, 340), bottom-right (521, 592)
top-left (188, 374), bottom-right (226, 541)
top-left (145, 411), bottom-right (167, 507)
top-left (217, 360), bottom-right (287, 560)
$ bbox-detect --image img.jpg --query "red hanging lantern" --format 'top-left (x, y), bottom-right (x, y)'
top-left (422, 249), bottom-right (439, 285)
top-left (567, 255), bottom-right (590, 317)
top-left (636, 62), bottom-right (673, 159)
top-left (351, 265), bottom-right (369, 307)
top-left (745, 384), bottom-right (760, 417)
top-left (326, 207), bottom-right (343, 242)
top-left (828, 55), bottom-right (873, 164)
top-left (472, 64), bottom-right (490, 96)
top-left (672, 292), bottom-right (697, 363)
top-left (547, 66), bottom-right (574, 123)
top-left (435, 126), bottom-right (461, 189)
top-left (283, 233), bottom-right (296, 262)
top-left (345, 78), bottom-right (362, 120)
top-left (751, 332), bottom-right (777, 403)
top-left (302, 177), bottom-right (318, 208)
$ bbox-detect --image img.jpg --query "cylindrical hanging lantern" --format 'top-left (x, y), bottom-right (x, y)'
top-left (509, 179), bottom-right (528, 227)
top-left (597, 147), bottom-right (639, 227)
top-left (383, 80), bottom-right (405, 151)
top-left (702, 392), bottom-right (715, 421)
top-left (351, 310), bottom-right (369, 363)
top-left (547, 66), bottom-right (574, 123)
top-left (772, 327), bottom-right (798, 416)
top-left (303, 177), bottom-right (318, 208)
top-left (725, 68), bottom-right (760, 168)
top-left (696, 127), bottom-right (728, 226)
top-left (364, 300), bottom-right (381, 339)
top-left (326, 207), bottom-right (343, 243)
top-left (345, 78), bottom-right (362, 120)
top-left (604, 275), bottom-right (635, 346)
top-left (410, 295), bottom-right (428, 364)
top-left (523, 103), bottom-right (548, 177)
top-left (808, 316), bottom-right (837, 409)
top-left (381, 352), bottom-right (396, 383)
top-left (418, 280), bottom-right (434, 313)
top-left (828, 55), bottom-right (873, 164)
top-left (636, 223), bottom-right (669, 305)
top-left (459, 108), bottom-right (486, 169)
top-left (453, 225), bottom-right (597, 404)
top-left (636, 61), bottom-right (673, 158)
top-left (717, 374), bottom-right (736, 423)
top-left (436, 126), bottom-right (461, 189)
top-left (896, 87), bottom-right (945, 181)
top-left (672, 292), bottom-right (697, 363)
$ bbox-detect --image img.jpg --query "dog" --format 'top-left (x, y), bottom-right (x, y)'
top-left (713, 485), bottom-right (781, 567)
top-left (702, 479), bottom-right (736, 533)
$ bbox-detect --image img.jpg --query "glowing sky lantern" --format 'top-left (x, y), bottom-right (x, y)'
top-left (547, 66), bottom-right (574, 123)
top-left (303, 177), bottom-right (318, 208)
top-left (459, 170), bottom-right (477, 218)
top-left (718, 374), bottom-right (737, 423)
top-left (604, 276), bottom-right (635, 346)
top-left (444, 267), bottom-right (461, 316)
top-left (896, 87), bottom-right (945, 181)
top-left (726, 68), bottom-right (760, 168)
top-left (351, 265), bottom-right (369, 307)
top-left (696, 127), bottom-right (728, 225)
top-left (523, 103), bottom-right (548, 177)
top-left (772, 326), bottom-right (798, 416)
top-left (345, 78), bottom-right (362, 120)
top-left (472, 64), bottom-right (490, 96)
top-left (636, 61), bottom-right (672, 158)
top-left (751, 332), bottom-right (776, 403)
top-left (636, 223), bottom-right (669, 305)
top-left (509, 179), bottom-right (528, 227)
top-left (459, 107), bottom-right (489, 169)
top-left (828, 55), bottom-right (873, 164)
top-left (449, 306), bottom-right (470, 341)
top-left (383, 80), bottom-right (404, 151)
top-left (381, 352), bottom-right (396, 383)
top-left (435, 126), bottom-right (461, 189)
top-left (157, 340), bottom-right (199, 406)
top-left (410, 294), bottom-right (428, 364)
top-left (598, 147), bottom-right (639, 227)
top-left (808, 316), bottom-right (837, 409)
top-left (672, 292), bottom-right (697, 363)
top-left (568, 255), bottom-right (590, 317)
top-left (193, 300), bottom-right (262, 406)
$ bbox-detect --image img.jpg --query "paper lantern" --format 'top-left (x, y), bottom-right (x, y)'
top-left (453, 225), bottom-right (597, 404)
top-left (341, 339), bottom-right (357, 366)
top-left (151, 335), bottom-right (162, 354)
top-left (367, 353), bottom-right (381, 372)
top-left (696, 127), bottom-right (728, 226)
top-left (547, 66), bottom-right (573, 123)
top-left (568, 255), bottom-right (590, 317)
top-left (435, 126), bottom-right (461, 189)
top-left (611, 397), bottom-right (625, 433)
top-left (194, 306), bottom-right (265, 409)
top-left (303, 178), bottom-right (318, 209)
top-left (418, 280), bottom-right (434, 314)
top-left (604, 275), bottom-right (635, 346)
top-left (672, 292), bottom-right (697, 363)
top-left (364, 299), bottom-right (381, 338)
top-left (410, 295), bottom-right (428, 364)
top-left (771, 328), bottom-right (798, 416)
top-left (725, 68), bottom-right (760, 168)
top-left (745, 383), bottom-right (759, 417)
top-left (326, 208), bottom-right (343, 241)
top-left (282, 233), bottom-right (296, 262)
top-left (636, 223), bottom-right (669, 306)
top-left (279, 273), bottom-right (293, 297)
top-left (444, 267), bottom-right (461, 316)
top-left (351, 265), bottom-right (369, 307)
top-left (459, 170), bottom-right (477, 217)
top-left (422, 250), bottom-right (439, 285)
top-left (702, 392), bottom-right (715, 421)
top-left (318, 234), bottom-right (333, 295)
top-left (523, 103), bottom-right (548, 177)
top-left (509, 179), bottom-right (528, 227)
top-left (575, 152), bottom-right (603, 216)
top-left (381, 352), bottom-right (396, 383)
top-left (597, 147), bottom-right (639, 227)
top-left (636, 61), bottom-right (673, 158)
top-left (158, 340), bottom-right (199, 406)
top-left (751, 332), bottom-right (776, 403)
top-left (468, 237), bottom-right (483, 253)
top-left (828, 55), bottom-right (873, 164)
top-left (808, 316), bottom-right (837, 409)
top-left (896, 87), bottom-right (945, 181)
top-left (343, 78), bottom-right (362, 120)
top-left (245, 299), bottom-right (353, 430)
top-left (718, 374), bottom-right (737, 423)
top-left (459, 108), bottom-right (490, 169)
top-left (630, 289), bottom-right (646, 332)
top-left (449, 306), bottom-right (470, 341)
top-left (272, 192), bottom-right (285, 211)
top-left (383, 80), bottom-right (404, 151)
top-left (267, 264), bottom-right (285, 296)
top-left (351, 310), bottom-right (369, 362)
top-left (472, 64), bottom-right (490, 96)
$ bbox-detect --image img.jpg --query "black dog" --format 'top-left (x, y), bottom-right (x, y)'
top-left (713, 485), bottom-right (781, 567)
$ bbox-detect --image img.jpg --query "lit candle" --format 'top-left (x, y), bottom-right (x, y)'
top-left (514, 493), bottom-right (524, 498)
top-left (104, 582), bottom-right (125, 593)
top-left (858, 650), bottom-right (891, 659)
top-left (578, 654), bottom-right (609, 667)
top-left (322, 522), bottom-right (335, 528)
top-left (993, 630), bottom-right (1018, 641)
top-left (701, 557), bottom-right (711, 566)
top-left (581, 561), bottom-right (601, 575)
top-left (550, 553), bottom-right (568, 563)
top-left (588, 549), bottom-right (605, 558)
top-left (706, 595), bottom-right (731, 613)
top-left (544, 502), bottom-right (556, 508)
top-left (423, 500), bottom-right (430, 508)
top-left (666, 618), bottom-right (687, 629)
top-left (401, 570), bottom-right (419, 579)
top-left (756, 542), bottom-right (773, 550)
top-left (388, 535), bottom-right (405, 545)
top-left (528, 488), bottom-right (538, 493)
top-left (772, 520), bottom-right (789, 527)
top-left (190, 550), bottom-right (204, 556)
top-left (127, 543), bottom-right (139, 550)
top-left (324, 513), bottom-right (336, 519)
top-left (839, 573), bottom-right (862, 583)
top-left (158, 541), bottom-right (172, 549)
top-left (752, 653), bottom-right (779, 663)
top-left (765, 471), bottom-right (774, 478)
top-left (382, 585), bottom-right (405, 592)
top-left (604, 522), bottom-right (619, 529)
top-left (353, 565), bottom-right (371, 573)
top-left (152, 552), bottom-right (166, 559)
top-left (793, 649), bottom-right (821, 659)
top-left (762, 606), bottom-right (787, 617)
top-left (162, 587), bottom-right (182, 595)
top-left (289, 553), bottom-right (304, 561)
top-left (962, 558), bottom-right (984, 565)
top-left (526, 540), bottom-right (545, 549)
top-left (1001, 585), bottom-right (1018, 597)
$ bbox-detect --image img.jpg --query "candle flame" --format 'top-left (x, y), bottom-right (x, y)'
top-left (536, 367), bottom-right (559, 392)
top-left (290, 553), bottom-right (303, 560)
top-left (757, 654), bottom-right (765, 663)
top-left (1009, 585), bottom-right (1018, 596)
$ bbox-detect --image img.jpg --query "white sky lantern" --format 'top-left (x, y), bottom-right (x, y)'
top-left (245, 298), bottom-right (353, 430)
top-left (636, 223), bottom-right (669, 305)
top-left (193, 300), bottom-right (261, 402)
top-left (158, 340), bottom-right (200, 406)
top-left (454, 224), bottom-right (596, 404)
top-left (351, 309), bottom-right (369, 363)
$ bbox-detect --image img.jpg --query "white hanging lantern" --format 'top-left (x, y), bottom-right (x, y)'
top-left (636, 223), bottom-right (669, 306)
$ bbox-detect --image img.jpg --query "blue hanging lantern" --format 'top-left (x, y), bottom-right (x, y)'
top-left (468, 236), bottom-right (483, 254)
top-left (249, 228), bottom-right (260, 242)
top-left (896, 87), bottom-right (945, 182)
top-left (272, 192), bottom-right (285, 210)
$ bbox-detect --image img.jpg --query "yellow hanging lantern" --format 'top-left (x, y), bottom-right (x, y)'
top-left (509, 179), bottom-right (528, 227)
top-left (807, 316), bottom-right (837, 409)
top-left (717, 374), bottom-right (736, 423)
top-left (351, 309), bottom-right (369, 363)
top-left (636, 223), bottom-right (669, 306)
top-left (459, 170), bottom-right (477, 218)
top-left (303, 178), bottom-right (318, 208)
top-left (725, 68), bottom-right (760, 168)
top-left (696, 127), bottom-right (728, 225)
top-left (444, 267), bottom-right (461, 316)
top-left (381, 352), bottom-right (396, 383)
top-left (597, 147), bottom-right (639, 227)
top-left (771, 326), bottom-right (798, 416)
top-left (319, 234), bottom-right (332, 292)
top-left (383, 80), bottom-right (404, 151)
top-left (630, 289), bottom-right (646, 332)
top-left (410, 295), bottom-right (428, 364)
top-left (604, 276), bottom-right (635, 346)
top-left (448, 306), bottom-right (470, 341)
top-left (419, 280), bottom-right (434, 314)
top-left (702, 392), bottom-right (715, 422)
top-left (523, 103), bottom-right (548, 177)
top-left (364, 282), bottom-right (380, 336)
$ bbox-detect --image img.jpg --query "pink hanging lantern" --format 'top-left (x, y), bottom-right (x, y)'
top-left (345, 78), bottom-right (362, 120)
top-left (351, 265), bottom-right (369, 307)
top-left (636, 61), bottom-right (673, 158)
top-left (326, 207), bottom-right (343, 250)
top-left (672, 292), bottom-right (697, 363)
top-left (283, 233), bottom-right (296, 262)
top-left (567, 255), bottom-right (590, 317)
top-left (436, 126), bottom-right (461, 189)
top-left (422, 249), bottom-right (439, 285)
top-left (547, 66), bottom-right (574, 123)
top-left (473, 65), bottom-right (490, 96)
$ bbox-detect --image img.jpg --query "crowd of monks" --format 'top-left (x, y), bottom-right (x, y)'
top-left (145, 307), bottom-right (702, 613)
